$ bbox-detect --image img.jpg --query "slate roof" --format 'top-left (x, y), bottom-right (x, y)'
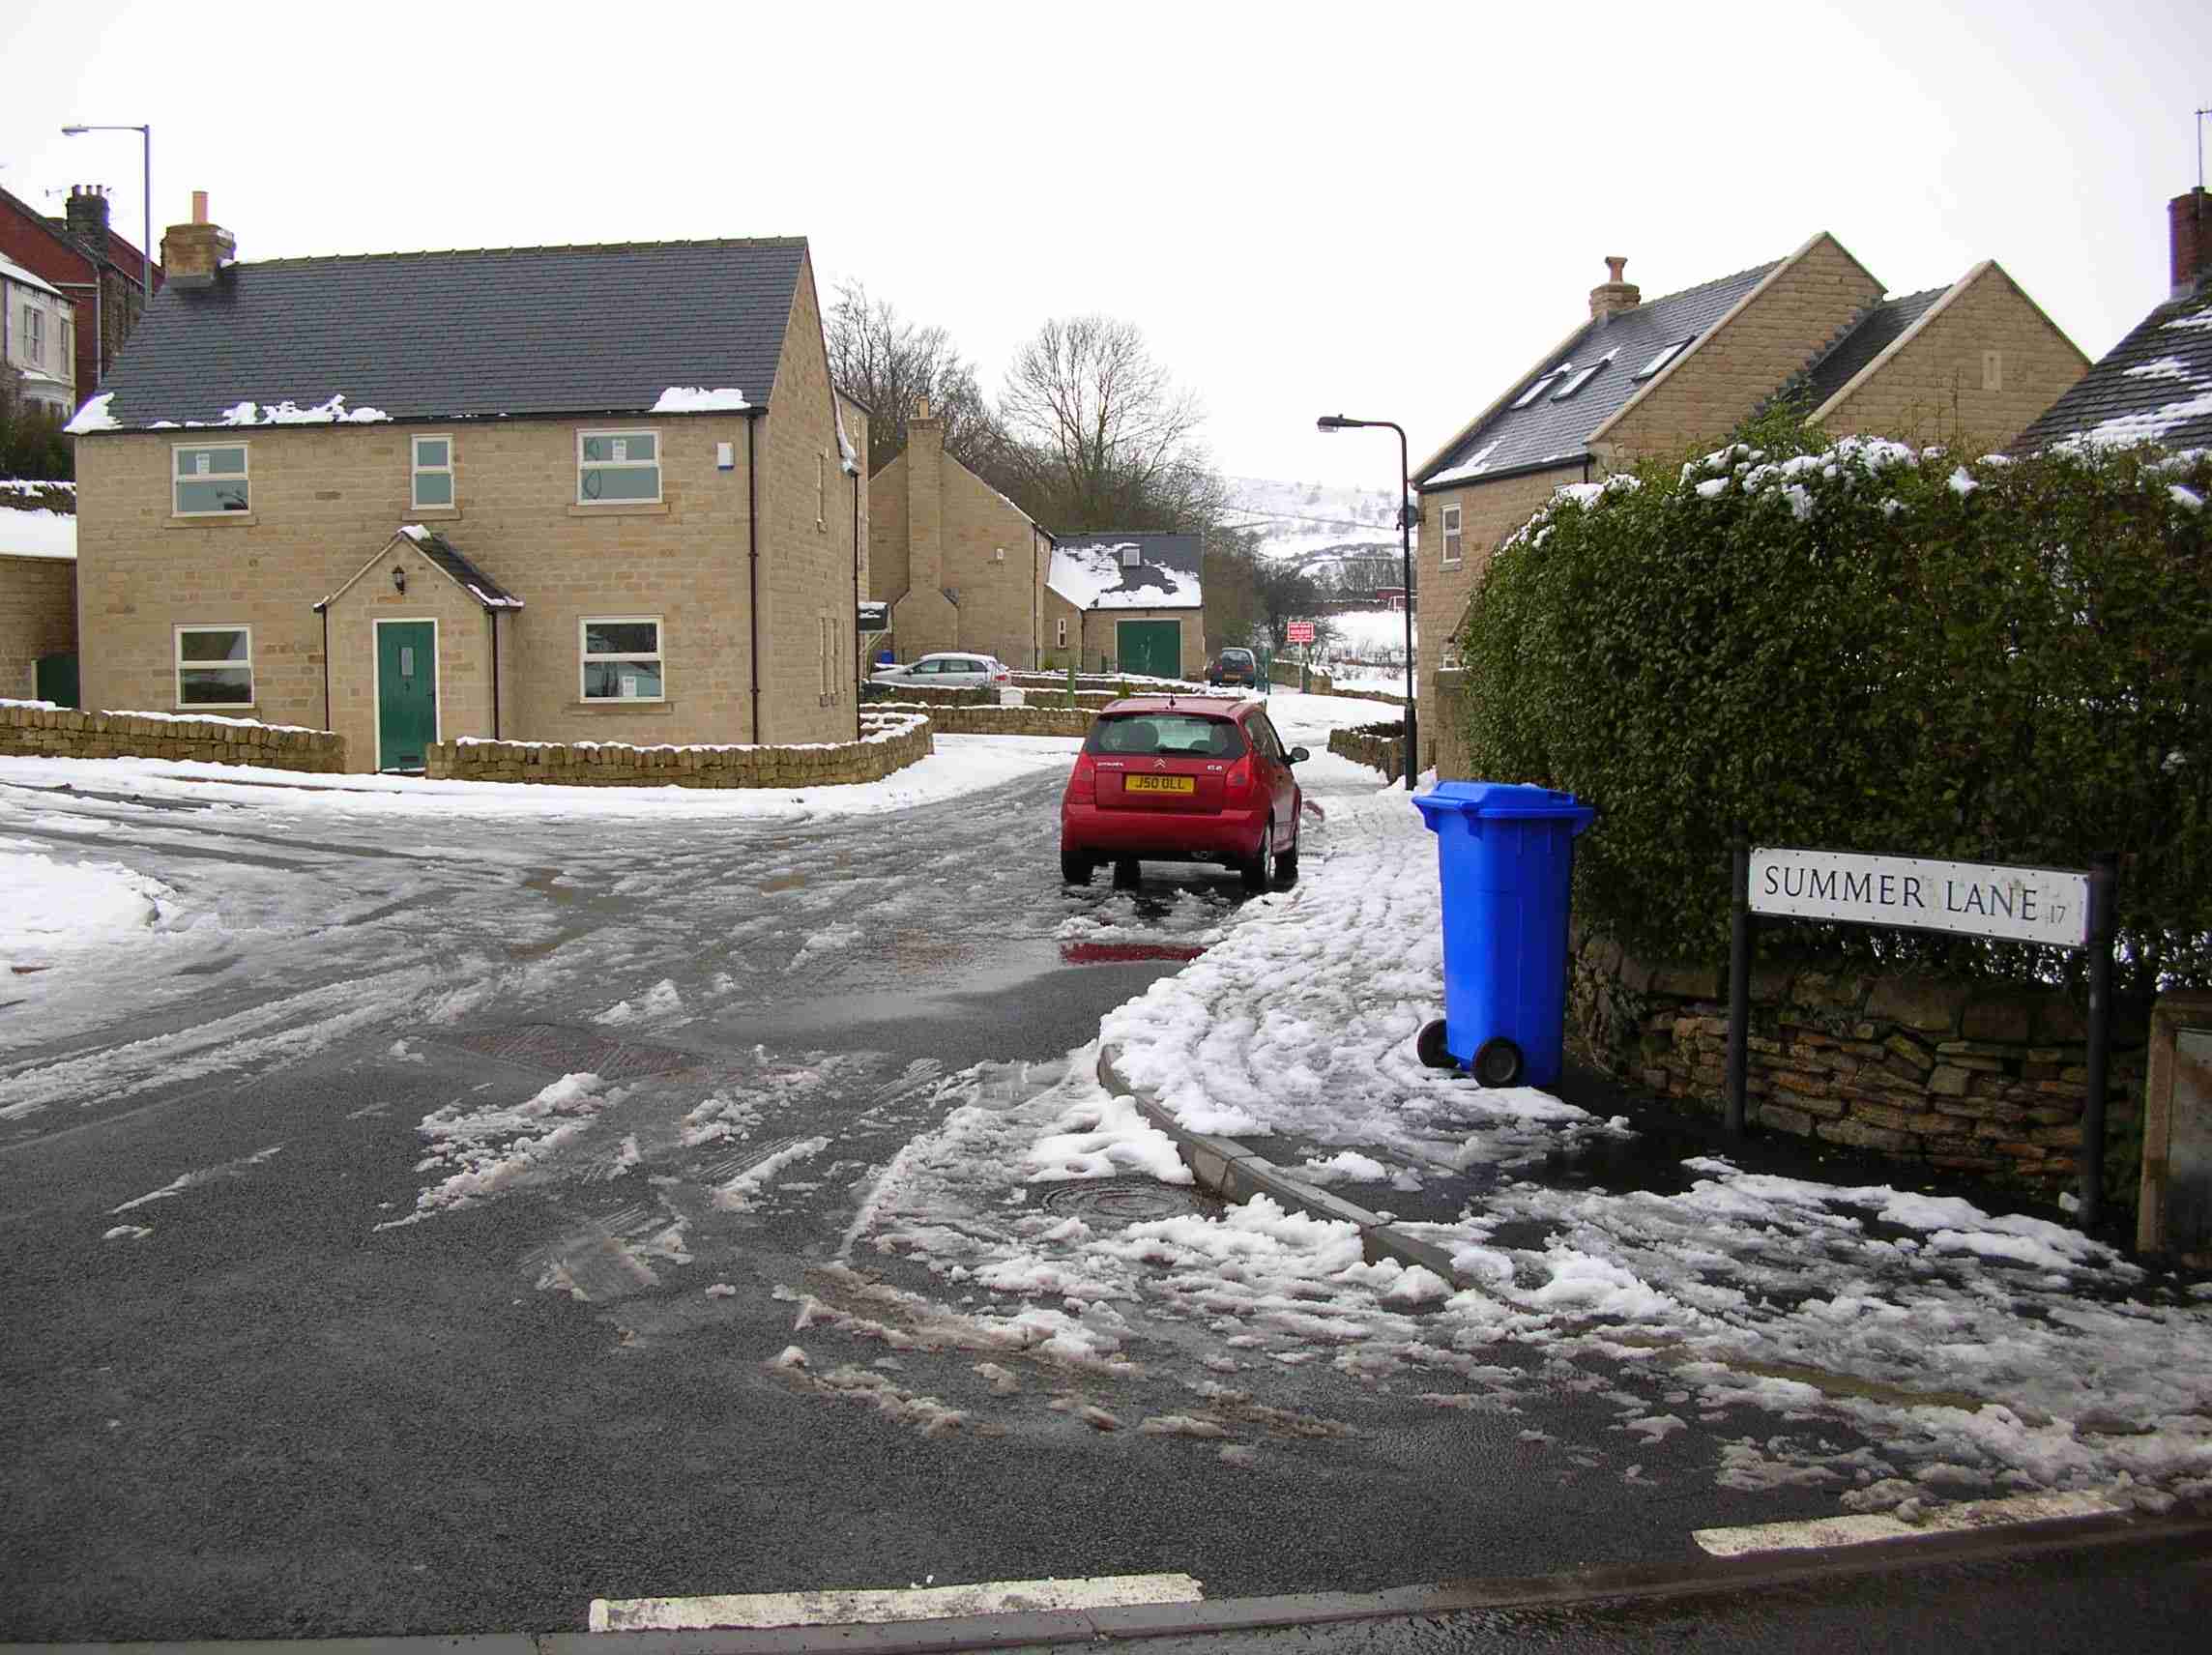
top-left (2012, 287), bottom-right (2212, 452)
top-left (1789, 286), bottom-right (1948, 412)
top-left (91, 238), bottom-right (808, 429)
top-left (1415, 260), bottom-right (1781, 490)
top-left (1048, 533), bottom-right (1204, 610)
top-left (315, 528), bottom-right (522, 613)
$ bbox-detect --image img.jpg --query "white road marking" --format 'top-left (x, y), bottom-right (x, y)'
top-left (588, 1571), bottom-right (1205, 1632)
top-left (1694, 1490), bottom-right (2125, 1558)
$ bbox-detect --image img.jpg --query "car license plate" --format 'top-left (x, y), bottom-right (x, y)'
top-left (1125, 774), bottom-right (1194, 795)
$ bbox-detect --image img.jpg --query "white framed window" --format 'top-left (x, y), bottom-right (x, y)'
top-left (412, 434), bottom-right (455, 508)
top-left (59, 315), bottom-right (73, 367)
top-left (1441, 504), bottom-right (1464, 567)
top-left (1056, 617), bottom-right (1068, 649)
top-left (1510, 365), bottom-right (1567, 409)
top-left (173, 443), bottom-right (250, 514)
top-left (580, 617), bottom-right (664, 701)
top-left (1121, 545), bottom-right (1142, 567)
top-left (577, 430), bottom-right (660, 504)
top-left (23, 305), bottom-right (44, 365)
top-left (175, 625), bottom-right (252, 707)
top-left (1635, 338), bottom-right (1692, 380)
top-left (816, 450), bottom-right (828, 529)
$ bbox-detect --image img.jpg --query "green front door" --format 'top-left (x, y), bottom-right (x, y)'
top-left (376, 621), bottom-right (437, 772)
top-left (1116, 619), bottom-right (1180, 681)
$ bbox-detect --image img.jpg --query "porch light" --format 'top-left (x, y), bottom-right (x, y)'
top-left (392, 565), bottom-right (407, 595)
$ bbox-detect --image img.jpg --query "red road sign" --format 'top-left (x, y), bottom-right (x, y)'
top-left (1286, 621), bottom-right (1316, 644)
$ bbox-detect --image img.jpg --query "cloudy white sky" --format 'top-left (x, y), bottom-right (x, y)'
top-left (4, 0), bottom-right (2205, 488)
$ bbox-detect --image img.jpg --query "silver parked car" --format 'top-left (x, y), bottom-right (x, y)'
top-left (869, 652), bottom-right (1014, 694)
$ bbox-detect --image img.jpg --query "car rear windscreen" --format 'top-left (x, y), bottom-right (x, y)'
top-left (1086, 714), bottom-right (1247, 758)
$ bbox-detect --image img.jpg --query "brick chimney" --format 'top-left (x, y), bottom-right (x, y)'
top-left (1589, 255), bottom-right (1641, 320)
top-left (161, 190), bottom-right (236, 289)
top-left (2171, 189), bottom-right (2209, 302)
top-left (907, 398), bottom-right (946, 593)
top-left (63, 186), bottom-right (111, 262)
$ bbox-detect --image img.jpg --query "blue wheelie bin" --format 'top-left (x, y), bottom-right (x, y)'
top-left (1410, 782), bottom-right (1595, 1089)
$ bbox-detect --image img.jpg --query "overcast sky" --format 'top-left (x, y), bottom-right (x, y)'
top-left (5, 0), bottom-right (2205, 490)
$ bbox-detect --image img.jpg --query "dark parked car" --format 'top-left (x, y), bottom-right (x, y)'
top-left (1205, 647), bottom-right (1260, 688)
top-left (1060, 696), bottom-right (1307, 892)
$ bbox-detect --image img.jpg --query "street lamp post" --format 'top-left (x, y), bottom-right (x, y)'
top-left (1317, 414), bottom-right (1418, 790)
top-left (59, 123), bottom-right (152, 304)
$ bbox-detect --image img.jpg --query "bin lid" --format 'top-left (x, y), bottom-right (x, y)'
top-left (1412, 781), bottom-right (1595, 823)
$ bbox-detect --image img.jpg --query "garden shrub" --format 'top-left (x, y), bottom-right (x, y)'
top-left (1456, 419), bottom-right (2211, 993)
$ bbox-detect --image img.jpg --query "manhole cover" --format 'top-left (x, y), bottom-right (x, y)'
top-left (447, 1022), bottom-right (697, 1081)
top-left (1035, 1176), bottom-right (1216, 1227)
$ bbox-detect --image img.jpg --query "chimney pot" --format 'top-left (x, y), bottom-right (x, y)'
top-left (916, 397), bottom-right (933, 421)
top-left (1589, 253), bottom-right (1642, 321)
top-left (2170, 189), bottom-right (2209, 302)
top-left (161, 191), bottom-right (235, 289)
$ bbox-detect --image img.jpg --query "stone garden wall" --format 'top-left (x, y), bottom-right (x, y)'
top-left (1327, 720), bottom-right (1407, 783)
top-left (870, 701), bottom-right (1095, 739)
top-left (0, 700), bottom-right (348, 772)
top-left (424, 711), bottom-right (933, 789)
top-left (1567, 929), bottom-right (2148, 1195)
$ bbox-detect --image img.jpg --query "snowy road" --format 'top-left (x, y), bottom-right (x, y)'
top-left (5, 693), bottom-right (2203, 1642)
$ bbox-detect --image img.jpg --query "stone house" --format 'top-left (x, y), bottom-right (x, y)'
top-left (1, 480), bottom-right (76, 703)
top-left (68, 198), bottom-right (865, 772)
top-left (1412, 235), bottom-right (2090, 778)
top-left (1044, 534), bottom-right (1205, 679)
top-left (2013, 188), bottom-right (2212, 451)
top-left (0, 183), bottom-right (160, 403)
top-left (869, 404), bottom-right (1050, 667)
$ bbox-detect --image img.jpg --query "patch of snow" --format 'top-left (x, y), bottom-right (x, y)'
top-left (651, 387), bottom-right (751, 413)
top-left (63, 392), bottom-right (118, 435)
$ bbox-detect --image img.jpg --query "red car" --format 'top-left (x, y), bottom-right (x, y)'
top-left (1060, 696), bottom-right (1308, 892)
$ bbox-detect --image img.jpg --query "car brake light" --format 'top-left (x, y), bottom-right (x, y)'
top-left (1225, 755), bottom-right (1253, 796)
top-left (1069, 752), bottom-right (1096, 791)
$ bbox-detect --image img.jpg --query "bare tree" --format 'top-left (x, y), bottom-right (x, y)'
top-left (992, 316), bottom-right (1225, 533)
top-left (824, 281), bottom-right (996, 476)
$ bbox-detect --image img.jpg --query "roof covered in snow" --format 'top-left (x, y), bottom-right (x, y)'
top-left (1048, 534), bottom-right (1204, 610)
top-left (2014, 287), bottom-right (2212, 452)
top-left (0, 479), bottom-right (76, 560)
top-left (0, 252), bottom-right (65, 300)
top-left (82, 238), bottom-right (807, 431)
top-left (1417, 259), bottom-right (1781, 490)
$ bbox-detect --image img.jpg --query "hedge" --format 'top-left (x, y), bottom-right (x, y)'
top-left (1456, 421), bottom-right (2212, 993)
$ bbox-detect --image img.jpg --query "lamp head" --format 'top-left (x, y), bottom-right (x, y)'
top-left (1316, 415), bottom-right (1349, 433)
top-left (60, 125), bottom-right (89, 135)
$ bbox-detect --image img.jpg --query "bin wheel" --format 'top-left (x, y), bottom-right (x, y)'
top-left (1472, 1036), bottom-right (1524, 1089)
top-left (1414, 1018), bottom-right (1456, 1071)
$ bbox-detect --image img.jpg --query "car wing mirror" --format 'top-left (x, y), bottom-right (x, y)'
top-left (1289, 746), bottom-right (1310, 764)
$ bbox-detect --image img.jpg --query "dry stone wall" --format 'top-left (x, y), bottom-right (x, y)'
top-left (1567, 928), bottom-right (2147, 1195)
top-left (424, 711), bottom-right (932, 789)
top-left (871, 701), bottom-right (1094, 739)
top-left (0, 701), bottom-right (347, 771)
top-left (1327, 721), bottom-right (1406, 782)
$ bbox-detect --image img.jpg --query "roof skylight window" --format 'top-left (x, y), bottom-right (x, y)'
top-left (1551, 351), bottom-right (1615, 400)
top-left (1509, 364), bottom-right (1570, 410)
top-left (1635, 338), bottom-right (1693, 380)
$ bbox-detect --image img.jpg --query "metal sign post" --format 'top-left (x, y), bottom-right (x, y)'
top-left (1726, 845), bottom-right (2115, 1231)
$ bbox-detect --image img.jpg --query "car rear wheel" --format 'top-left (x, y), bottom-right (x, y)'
top-left (1060, 847), bottom-right (1092, 886)
top-left (1239, 819), bottom-right (1273, 893)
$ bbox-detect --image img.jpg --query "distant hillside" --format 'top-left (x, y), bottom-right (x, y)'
top-left (1219, 476), bottom-right (1407, 573)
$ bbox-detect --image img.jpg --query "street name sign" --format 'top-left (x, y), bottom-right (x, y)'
top-left (1286, 621), bottom-right (1316, 644)
top-left (1748, 847), bottom-right (2090, 948)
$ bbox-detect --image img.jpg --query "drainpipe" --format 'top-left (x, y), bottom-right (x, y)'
top-left (318, 603), bottom-right (331, 731)
top-left (851, 460), bottom-right (862, 741)
top-left (745, 413), bottom-right (761, 742)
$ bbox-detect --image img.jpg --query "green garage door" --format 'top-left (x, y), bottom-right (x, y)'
top-left (1116, 619), bottom-right (1180, 680)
